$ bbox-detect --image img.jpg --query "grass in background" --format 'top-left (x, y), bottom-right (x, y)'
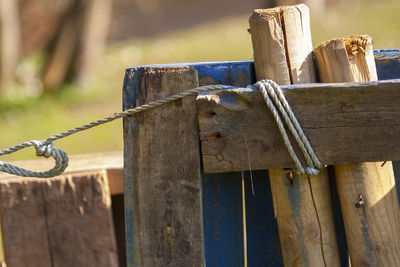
top-left (0, 0), bottom-right (398, 161)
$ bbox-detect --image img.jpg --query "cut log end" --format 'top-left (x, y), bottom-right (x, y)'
top-left (314, 35), bottom-right (377, 83)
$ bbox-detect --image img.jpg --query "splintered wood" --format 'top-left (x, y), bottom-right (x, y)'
top-left (249, 5), bottom-right (340, 266)
top-left (315, 35), bottom-right (400, 266)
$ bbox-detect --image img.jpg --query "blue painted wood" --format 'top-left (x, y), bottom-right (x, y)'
top-left (244, 170), bottom-right (284, 267)
top-left (195, 61), bottom-right (253, 267)
top-left (122, 66), bottom-right (144, 267)
top-left (392, 161), bottom-right (400, 206)
top-left (123, 49), bottom-right (400, 267)
top-left (374, 50), bottom-right (400, 211)
top-left (374, 50), bottom-right (400, 80)
top-left (202, 173), bottom-right (244, 266)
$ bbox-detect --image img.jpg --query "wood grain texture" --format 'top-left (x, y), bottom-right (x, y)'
top-left (42, 172), bottom-right (118, 267)
top-left (315, 35), bottom-right (400, 266)
top-left (202, 173), bottom-right (244, 266)
top-left (198, 79), bottom-right (400, 172)
top-left (244, 171), bottom-right (283, 266)
top-left (0, 180), bottom-right (52, 267)
top-left (249, 4), bottom-right (340, 266)
top-left (194, 61), bottom-right (254, 267)
top-left (123, 66), bottom-right (204, 266)
top-left (0, 170), bottom-right (118, 267)
top-left (249, 7), bottom-right (290, 84)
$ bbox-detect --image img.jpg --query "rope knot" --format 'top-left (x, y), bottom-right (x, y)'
top-left (256, 79), bottom-right (323, 176)
top-left (34, 141), bottom-right (54, 158)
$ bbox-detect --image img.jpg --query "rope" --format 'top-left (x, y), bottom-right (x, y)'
top-left (0, 85), bottom-right (232, 178)
top-left (254, 80), bottom-right (322, 176)
top-left (0, 81), bottom-right (322, 178)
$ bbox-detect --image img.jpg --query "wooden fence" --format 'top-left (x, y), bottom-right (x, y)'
top-left (123, 49), bottom-right (400, 266)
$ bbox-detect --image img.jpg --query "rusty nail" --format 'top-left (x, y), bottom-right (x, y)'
top-left (355, 194), bottom-right (365, 208)
top-left (288, 172), bottom-right (294, 185)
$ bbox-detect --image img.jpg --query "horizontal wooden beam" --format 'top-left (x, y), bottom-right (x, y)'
top-left (198, 79), bottom-right (400, 173)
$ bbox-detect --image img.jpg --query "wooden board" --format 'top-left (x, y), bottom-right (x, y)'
top-left (123, 66), bottom-right (204, 266)
top-left (0, 170), bottom-right (118, 267)
top-left (195, 61), bottom-right (254, 267)
top-left (198, 79), bottom-right (400, 173)
top-left (202, 173), bottom-right (244, 266)
top-left (41, 172), bottom-right (118, 267)
top-left (0, 179), bottom-right (52, 267)
top-left (243, 170), bottom-right (283, 266)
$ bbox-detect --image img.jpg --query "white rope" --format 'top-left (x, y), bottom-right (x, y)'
top-left (0, 81), bottom-right (322, 178)
top-left (255, 79), bottom-right (322, 176)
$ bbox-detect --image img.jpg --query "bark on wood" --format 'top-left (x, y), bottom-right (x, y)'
top-left (0, 171), bottom-right (118, 267)
top-left (197, 79), bottom-right (400, 172)
top-left (123, 66), bottom-right (204, 266)
top-left (314, 35), bottom-right (400, 266)
top-left (249, 5), bottom-right (340, 266)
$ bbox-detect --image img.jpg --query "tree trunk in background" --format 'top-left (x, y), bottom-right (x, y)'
top-left (0, 0), bottom-right (21, 93)
top-left (42, 0), bottom-right (112, 91)
top-left (273, 0), bottom-right (327, 13)
top-left (75, 0), bottom-right (113, 87)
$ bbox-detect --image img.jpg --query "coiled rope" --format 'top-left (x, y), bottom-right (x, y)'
top-left (0, 80), bottom-right (322, 178)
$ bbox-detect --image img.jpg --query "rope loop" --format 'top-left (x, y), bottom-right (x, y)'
top-left (0, 141), bottom-right (69, 178)
top-left (255, 79), bottom-right (323, 176)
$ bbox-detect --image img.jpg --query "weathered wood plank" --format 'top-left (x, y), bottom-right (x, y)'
top-left (0, 180), bottom-right (52, 267)
top-left (0, 170), bottom-right (118, 267)
top-left (123, 66), bottom-right (204, 266)
top-left (243, 170), bottom-right (283, 266)
top-left (202, 173), bottom-right (244, 266)
top-left (375, 50), bottom-right (400, 80)
top-left (194, 61), bottom-right (252, 267)
top-left (42, 171), bottom-right (118, 267)
top-left (198, 79), bottom-right (400, 173)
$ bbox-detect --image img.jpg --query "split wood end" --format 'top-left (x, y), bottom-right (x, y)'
top-left (314, 35), bottom-right (376, 83)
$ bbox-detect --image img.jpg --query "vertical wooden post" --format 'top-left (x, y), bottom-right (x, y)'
top-left (123, 66), bottom-right (204, 266)
top-left (249, 5), bottom-right (341, 266)
top-left (314, 35), bottom-right (400, 266)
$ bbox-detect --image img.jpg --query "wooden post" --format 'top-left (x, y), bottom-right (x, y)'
top-left (249, 5), bottom-right (341, 266)
top-left (314, 35), bottom-right (400, 266)
top-left (0, 171), bottom-right (118, 267)
top-left (123, 66), bottom-right (204, 266)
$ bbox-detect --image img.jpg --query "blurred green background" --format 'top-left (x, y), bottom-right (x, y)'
top-left (0, 0), bottom-right (399, 161)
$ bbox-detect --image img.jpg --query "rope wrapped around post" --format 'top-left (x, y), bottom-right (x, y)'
top-left (0, 80), bottom-right (323, 178)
